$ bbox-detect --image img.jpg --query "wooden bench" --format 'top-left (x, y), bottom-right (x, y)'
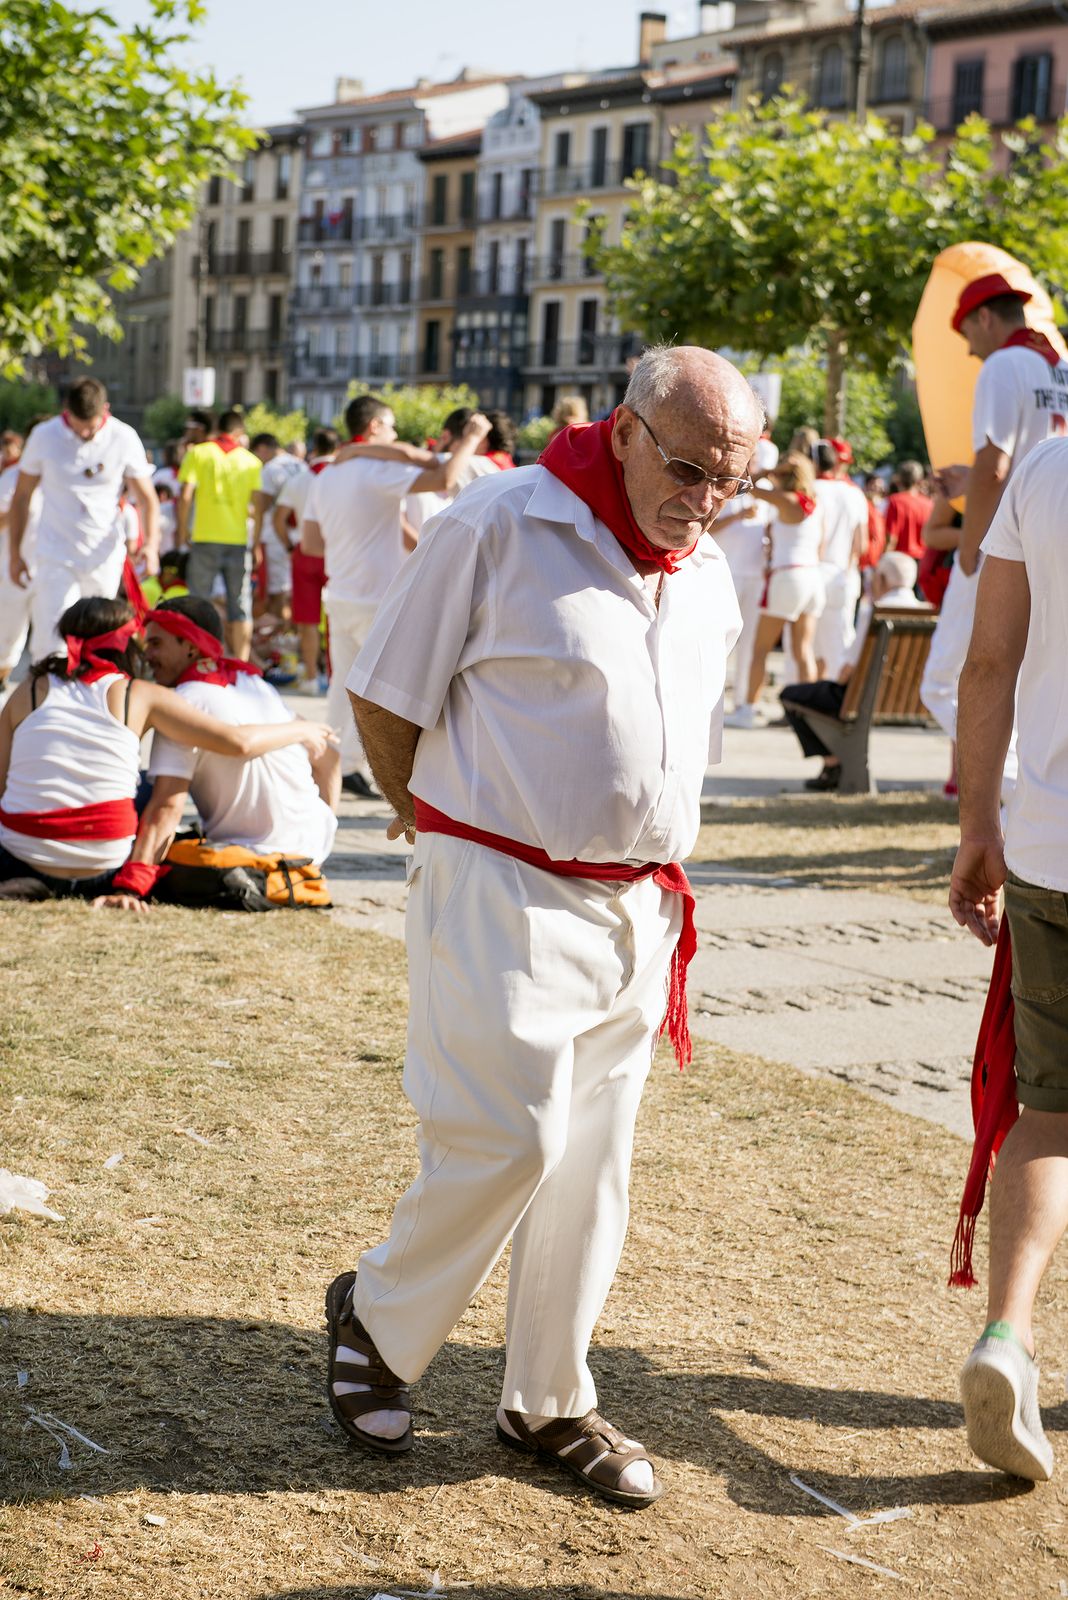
top-left (790, 607), bottom-right (938, 796)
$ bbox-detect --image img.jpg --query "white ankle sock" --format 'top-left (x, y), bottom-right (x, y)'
top-left (496, 1405), bottom-right (654, 1495)
top-left (334, 1345), bottom-right (409, 1439)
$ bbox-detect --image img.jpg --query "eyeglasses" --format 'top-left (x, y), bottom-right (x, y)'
top-left (632, 412), bottom-right (753, 498)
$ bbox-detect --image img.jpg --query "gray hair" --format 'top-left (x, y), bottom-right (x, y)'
top-left (623, 343), bottom-right (766, 431)
top-left (877, 551), bottom-right (918, 592)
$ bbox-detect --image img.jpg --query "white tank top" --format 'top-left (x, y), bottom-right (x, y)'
top-left (770, 505), bottom-right (823, 569)
top-left (0, 673), bottom-right (140, 873)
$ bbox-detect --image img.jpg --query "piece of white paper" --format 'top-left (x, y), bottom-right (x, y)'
top-left (177, 1129), bottom-right (211, 1147)
top-left (142, 1513), bottom-right (166, 1527)
top-left (789, 1473), bottom-right (859, 1524)
top-left (16, 1371), bottom-right (28, 1389)
top-left (818, 1546), bottom-right (905, 1581)
top-left (103, 1153), bottom-right (125, 1170)
top-left (0, 1169), bottom-right (64, 1221)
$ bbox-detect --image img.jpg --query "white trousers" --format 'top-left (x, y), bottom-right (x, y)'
top-left (31, 550), bottom-right (126, 661)
top-left (921, 560), bottom-right (979, 740)
top-left (0, 565), bottom-right (32, 671)
top-left (324, 595), bottom-right (378, 777)
top-left (814, 567), bottom-right (861, 679)
top-left (353, 831), bottom-right (680, 1416)
top-left (726, 571), bottom-right (764, 705)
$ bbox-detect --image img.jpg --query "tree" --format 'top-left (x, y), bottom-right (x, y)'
top-left (339, 382), bottom-right (481, 445)
top-left (0, 379), bottom-right (57, 434)
top-left (0, 0), bottom-right (253, 374)
top-left (143, 394), bottom-right (189, 447)
top-left (595, 98), bottom-right (1068, 435)
top-left (241, 403), bottom-right (309, 448)
top-left (755, 350), bottom-right (894, 469)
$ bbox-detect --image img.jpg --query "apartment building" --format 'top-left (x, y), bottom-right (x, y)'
top-left (412, 132), bottom-right (481, 386)
top-left (923, 0), bottom-right (1068, 133)
top-left (78, 250), bottom-right (185, 435)
top-left (290, 71), bottom-right (510, 421)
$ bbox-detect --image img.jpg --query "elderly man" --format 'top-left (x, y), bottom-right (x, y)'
top-left (323, 346), bottom-right (761, 1508)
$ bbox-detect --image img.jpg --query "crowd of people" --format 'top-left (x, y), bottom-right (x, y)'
top-left (1, 265), bottom-right (1067, 1503)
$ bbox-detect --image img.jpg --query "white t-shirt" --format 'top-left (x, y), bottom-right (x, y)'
top-left (981, 437), bottom-right (1068, 890)
top-left (348, 465), bottom-right (742, 865)
top-left (404, 454), bottom-right (499, 539)
top-left (148, 674), bottom-right (337, 863)
top-left (304, 458), bottom-right (423, 605)
top-left (770, 505), bottom-right (823, 569)
top-left (814, 478), bottom-right (866, 574)
top-left (712, 494), bottom-right (769, 580)
top-left (275, 461), bottom-right (320, 528)
top-left (19, 414), bottom-right (151, 574)
top-left (973, 344), bottom-right (1068, 471)
top-left (260, 452), bottom-right (305, 504)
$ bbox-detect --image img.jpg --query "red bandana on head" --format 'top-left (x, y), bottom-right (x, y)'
top-left (539, 411), bottom-right (698, 575)
top-left (1002, 327), bottom-right (1063, 368)
top-left (147, 609), bottom-right (262, 688)
top-left (64, 618), bottom-right (140, 682)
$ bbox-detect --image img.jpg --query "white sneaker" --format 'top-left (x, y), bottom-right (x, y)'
top-left (724, 704), bottom-right (760, 729)
top-left (960, 1322), bottom-right (1054, 1480)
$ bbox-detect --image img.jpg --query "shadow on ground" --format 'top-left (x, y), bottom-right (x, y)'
top-left (1, 1312), bottom-right (1033, 1514)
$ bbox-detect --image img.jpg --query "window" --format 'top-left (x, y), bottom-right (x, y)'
top-left (540, 301), bottom-right (561, 366)
top-left (424, 319), bottom-right (441, 373)
top-left (399, 251), bottom-right (412, 303)
top-left (311, 129), bottom-right (331, 157)
top-left (371, 253), bottom-right (385, 305)
top-left (953, 58), bottom-right (985, 123)
top-left (240, 154), bottom-right (255, 202)
top-left (874, 35), bottom-right (909, 103)
top-left (275, 150), bottom-right (291, 201)
top-left (1013, 53), bottom-right (1053, 120)
top-left (203, 296), bottom-right (215, 347)
top-left (363, 125), bottom-right (378, 153)
top-left (394, 122), bottom-right (405, 150)
top-left (403, 121), bottom-right (422, 148)
top-left (519, 167), bottom-right (535, 216)
top-left (431, 173), bottom-right (448, 225)
top-left (264, 368), bottom-right (280, 404)
top-left (338, 259), bottom-right (352, 289)
top-left (548, 218), bottom-right (567, 280)
top-left (460, 170), bottom-right (476, 223)
top-left (621, 122), bottom-right (651, 180)
top-left (579, 299), bottom-right (599, 365)
top-left (487, 240), bottom-right (501, 293)
top-left (760, 51), bottom-right (784, 101)
top-left (457, 245), bottom-right (472, 297)
top-left (236, 219), bottom-right (252, 272)
top-left (428, 248), bottom-right (445, 299)
top-left (204, 221), bottom-right (217, 274)
top-left (491, 171), bottom-right (504, 219)
top-left (207, 174), bottom-right (222, 206)
top-left (268, 293), bottom-right (284, 341)
top-left (551, 130), bottom-right (571, 193)
top-left (590, 127), bottom-right (609, 188)
top-left (233, 294), bottom-right (248, 336)
top-left (815, 43), bottom-right (847, 109)
top-left (515, 236), bottom-right (528, 291)
top-left (583, 216), bottom-right (602, 279)
top-left (230, 369), bottom-right (245, 405)
top-left (271, 216), bottom-right (287, 271)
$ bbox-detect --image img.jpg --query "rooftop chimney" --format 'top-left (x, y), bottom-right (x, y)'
top-left (638, 10), bottom-right (668, 65)
top-left (335, 76), bottom-right (364, 101)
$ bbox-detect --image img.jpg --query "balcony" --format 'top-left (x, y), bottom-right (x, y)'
top-left (455, 267), bottom-right (531, 303)
top-left (204, 327), bottom-right (287, 356)
top-left (354, 282), bottom-right (414, 309)
top-left (358, 211), bottom-right (419, 241)
top-left (477, 191), bottom-right (534, 223)
top-left (530, 254), bottom-right (603, 286)
top-left (297, 215), bottom-right (355, 245)
top-left (290, 284), bottom-right (358, 313)
top-left (289, 351), bottom-right (417, 382)
top-left (924, 82), bottom-right (1065, 131)
top-left (422, 206), bottom-right (479, 233)
top-left (193, 252), bottom-right (291, 279)
top-left (523, 334), bottom-right (642, 373)
top-left (536, 158), bottom-right (658, 197)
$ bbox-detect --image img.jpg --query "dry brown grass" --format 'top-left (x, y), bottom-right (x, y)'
top-left (694, 793), bottom-right (961, 902)
top-left (1, 902), bottom-right (1066, 1600)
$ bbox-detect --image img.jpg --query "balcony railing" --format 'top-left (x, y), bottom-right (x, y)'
top-left (523, 334), bottom-right (642, 373)
top-left (536, 158), bottom-right (658, 196)
top-left (205, 327), bottom-right (287, 356)
top-left (354, 282), bottom-right (414, 308)
top-left (297, 215), bottom-right (354, 245)
top-left (193, 252), bottom-right (291, 279)
top-left (924, 83), bottom-right (1065, 131)
top-left (422, 206), bottom-right (479, 232)
top-left (297, 211), bottom-right (421, 246)
top-left (477, 192), bottom-right (534, 223)
top-left (456, 267), bottom-right (531, 301)
top-left (290, 285), bottom-right (358, 312)
top-left (530, 254), bottom-right (603, 285)
top-left (289, 351), bottom-right (417, 381)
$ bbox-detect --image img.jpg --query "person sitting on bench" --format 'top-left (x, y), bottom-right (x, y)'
top-left (780, 552), bottom-right (922, 791)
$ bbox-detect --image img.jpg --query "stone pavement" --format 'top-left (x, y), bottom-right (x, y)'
top-left (312, 704), bottom-right (986, 1143)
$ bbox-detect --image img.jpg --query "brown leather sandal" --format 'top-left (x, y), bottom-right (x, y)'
top-left (497, 1408), bottom-right (664, 1509)
top-left (325, 1271), bottom-right (413, 1456)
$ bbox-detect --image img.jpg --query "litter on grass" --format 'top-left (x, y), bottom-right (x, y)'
top-left (25, 1408), bottom-right (108, 1459)
top-left (142, 1513), bottom-right (166, 1527)
top-left (103, 1153), bottom-right (125, 1170)
top-left (0, 1169), bottom-right (64, 1221)
top-left (16, 1371), bottom-right (28, 1389)
top-left (818, 1546), bottom-right (905, 1581)
top-left (177, 1128), bottom-right (211, 1146)
top-left (789, 1473), bottom-right (911, 1531)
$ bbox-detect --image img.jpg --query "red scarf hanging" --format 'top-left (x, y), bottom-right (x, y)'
top-left (64, 618), bottom-right (140, 682)
top-left (146, 608), bottom-right (262, 688)
top-left (949, 923), bottom-right (1018, 1287)
top-left (211, 434), bottom-right (241, 455)
top-left (539, 412), bottom-right (699, 575)
top-left (1002, 328), bottom-right (1063, 368)
top-left (413, 799), bottom-right (696, 1071)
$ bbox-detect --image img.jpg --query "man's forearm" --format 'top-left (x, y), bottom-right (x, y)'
top-left (9, 496), bottom-right (27, 561)
top-left (957, 658), bottom-right (1015, 840)
top-left (960, 467), bottom-right (1007, 575)
top-left (350, 694), bottom-right (421, 823)
top-left (130, 799), bottom-right (186, 864)
top-left (439, 435), bottom-right (480, 496)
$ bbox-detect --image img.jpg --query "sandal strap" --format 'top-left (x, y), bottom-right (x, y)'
top-left (506, 1408), bottom-right (653, 1490)
top-left (333, 1359), bottom-right (409, 1400)
top-left (333, 1388), bottom-right (410, 1425)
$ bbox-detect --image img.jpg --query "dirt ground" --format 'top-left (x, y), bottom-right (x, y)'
top-left (2, 901), bottom-right (1066, 1600)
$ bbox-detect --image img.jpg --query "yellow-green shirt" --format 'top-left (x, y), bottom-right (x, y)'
top-left (178, 440), bottom-right (262, 546)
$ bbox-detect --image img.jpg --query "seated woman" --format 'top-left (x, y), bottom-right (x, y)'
top-left (0, 596), bottom-right (332, 905)
top-left (725, 452), bottom-right (826, 728)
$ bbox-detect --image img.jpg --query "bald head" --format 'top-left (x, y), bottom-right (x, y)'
top-left (612, 344), bottom-right (764, 556)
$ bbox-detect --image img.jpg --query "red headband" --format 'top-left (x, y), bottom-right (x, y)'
top-left (64, 618), bottom-right (140, 681)
top-left (146, 609), bottom-right (261, 687)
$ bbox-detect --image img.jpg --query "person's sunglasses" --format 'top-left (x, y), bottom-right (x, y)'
top-left (633, 411), bottom-right (753, 498)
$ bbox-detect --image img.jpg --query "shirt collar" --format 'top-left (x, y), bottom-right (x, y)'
top-left (523, 465), bottom-right (725, 577)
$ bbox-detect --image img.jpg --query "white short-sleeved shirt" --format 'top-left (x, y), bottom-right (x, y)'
top-left (304, 458), bottom-right (423, 605)
top-left (972, 345), bottom-right (1068, 471)
top-left (404, 454), bottom-right (499, 538)
top-left (260, 452), bottom-right (305, 504)
top-left (20, 414), bottom-right (151, 574)
top-left (275, 461), bottom-right (320, 528)
top-left (348, 465), bottom-right (742, 865)
top-left (981, 437), bottom-right (1068, 890)
top-left (713, 494), bottom-right (770, 580)
top-left (814, 478), bottom-right (867, 574)
top-left (148, 673), bottom-right (337, 864)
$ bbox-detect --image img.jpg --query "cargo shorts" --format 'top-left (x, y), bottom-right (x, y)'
top-left (1004, 870), bottom-right (1068, 1112)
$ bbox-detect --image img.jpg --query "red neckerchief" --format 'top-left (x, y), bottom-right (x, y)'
top-left (147, 608), bottom-right (262, 688)
top-left (414, 799), bottom-right (696, 1070)
top-left (61, 408), bottom-right (111, 437)
top-left (539, 411), bottom-right (698, 575)
top-left (1002, 327), bottom-right (1062, 368)
top-left (211, 434), bottom-right (241, 455)
top-left (309, 455), bottom-right (336, 476)
top-left (64, 619), bottom-right (139, 682)
top-left (796, 492), bottom-right (817, 516)
top-left (950, 923), bottom-right (1018, 1287)
top-left (486, 450), bottom-right (515, 469)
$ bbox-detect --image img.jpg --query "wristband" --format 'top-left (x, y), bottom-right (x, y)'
top-left (111, 860), bottom-right (172, 898)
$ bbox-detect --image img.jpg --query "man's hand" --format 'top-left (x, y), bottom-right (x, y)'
top-left (386, 815), bottom-right (416, 843)
top-left (462, 412), bottom-right (492, 445)
top-left (9, 553), bottom-right (30, 588)
top-left (142, 544), bottom-right (160, 579)
top-left (251, 542), bottom-right (265, 572)
top-left (295, 721), bottom-right (338, 760)
top-left (91, 893), bottom-right (151, 914)
top-left (937, 464), bottom-right (970, 501)
top-left (949, 836), bottom-right (1006, 946)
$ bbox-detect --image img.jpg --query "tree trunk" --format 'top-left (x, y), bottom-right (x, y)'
top-left (824, 331), bottom-right (847, 438)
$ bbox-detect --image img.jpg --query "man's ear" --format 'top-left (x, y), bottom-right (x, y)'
top-left (611, 406), bottom-right (634, 461)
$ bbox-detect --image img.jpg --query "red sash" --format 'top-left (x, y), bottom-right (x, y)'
top-left (0, 798), bottom-right (137, 840)
top-left (1003, 328), bottom-right (1062, 368)
top-left (413, 799), bottom-right (696, 1070)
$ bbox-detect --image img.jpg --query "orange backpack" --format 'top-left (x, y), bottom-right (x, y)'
top-left (161, 838), bottom-right (332, 910)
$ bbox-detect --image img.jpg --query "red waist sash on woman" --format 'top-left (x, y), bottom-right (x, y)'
top-left (413, 798), bottom-right (696, 1069)
top-left (0, 797), bottom-right (138, 840)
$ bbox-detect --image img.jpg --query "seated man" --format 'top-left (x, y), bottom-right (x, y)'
top-left (123, 596), bottom-right (339, 885)
top-left (780, 552), bottom-right (922, 791)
